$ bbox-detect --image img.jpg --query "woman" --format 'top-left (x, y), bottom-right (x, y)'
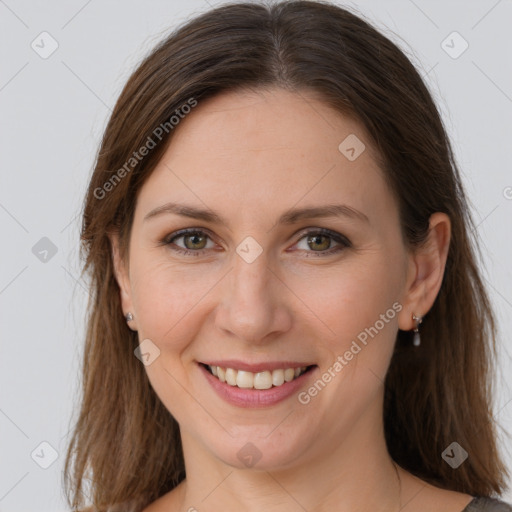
top-left (64, 1), bottom-right (512, 511)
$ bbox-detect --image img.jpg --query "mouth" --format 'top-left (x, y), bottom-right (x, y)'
top-left (200, 363), bottom-right (316, 390)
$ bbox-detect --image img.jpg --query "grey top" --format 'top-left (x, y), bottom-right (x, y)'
top-left (463, 497), bottom-right (512, 511)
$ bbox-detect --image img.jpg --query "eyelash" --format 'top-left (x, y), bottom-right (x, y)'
top-left (161, 227), bottom-right (351, 258)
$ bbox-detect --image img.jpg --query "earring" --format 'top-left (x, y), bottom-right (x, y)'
top-left (412, 314), bottom-right (423, 347)
top-left (125, 312), bottom-right (134, 322)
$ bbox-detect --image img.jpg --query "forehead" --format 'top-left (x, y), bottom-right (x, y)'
top-left (135, 87), bottom-right (397, 229)
top-left (161, 87), bottom-right (374, 166)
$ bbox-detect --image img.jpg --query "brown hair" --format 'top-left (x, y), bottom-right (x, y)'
top-left (64, 1), bottom-right (510, 510)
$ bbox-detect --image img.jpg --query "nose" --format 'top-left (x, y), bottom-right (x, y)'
top-left (215, 249), bottom-right (293, 345)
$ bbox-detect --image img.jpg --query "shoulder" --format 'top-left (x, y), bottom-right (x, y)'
top-left (463, 497), bottom-right (512, 511)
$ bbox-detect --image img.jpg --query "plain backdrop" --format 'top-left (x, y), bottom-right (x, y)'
top-left (1, 0), bottom-right (511, 510)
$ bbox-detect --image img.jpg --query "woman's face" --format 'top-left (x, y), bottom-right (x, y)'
top-left (115, 87), bottom-right (414, 470)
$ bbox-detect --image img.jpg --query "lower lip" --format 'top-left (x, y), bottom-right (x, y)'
top-left (199, 364), bottom-right (316, 408)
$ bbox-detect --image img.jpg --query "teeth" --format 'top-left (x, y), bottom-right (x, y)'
top-left (207, 365), bottom-right (308, 389)
top-left (284, 368), bottom-right (295, 382)
top-left (272, 369), bottom-right (285, 387)
top-left (254, 371), bottom-right (272, 390)
top-left (225, 368), bottom-right (237, 386)
top-left (236, 370), bottom-right (254, 389)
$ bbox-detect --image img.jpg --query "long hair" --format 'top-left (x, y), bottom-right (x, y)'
top-left (64, 1), bottom-right (509, 510)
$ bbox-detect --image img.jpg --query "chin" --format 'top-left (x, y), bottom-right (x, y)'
top-left (199, 421), bottom-right (319, 471)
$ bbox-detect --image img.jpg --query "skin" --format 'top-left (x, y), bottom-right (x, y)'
top-left (111, 87), bottom-right (472, 512)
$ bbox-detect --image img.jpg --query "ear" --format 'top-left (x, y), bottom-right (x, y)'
top-left (398, 212), bottom-right (451, 331)
top-left (109, 232), bottom-right (137, 331)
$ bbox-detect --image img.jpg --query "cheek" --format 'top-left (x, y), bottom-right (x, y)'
top-left (296, 254), bottom-right (402, 346)
top-left (129, 255), bottom-right (222, 347)
top-left (293, 258), bottom-right (402, 431)
top-left (128, 257), bottom-right (217, 422)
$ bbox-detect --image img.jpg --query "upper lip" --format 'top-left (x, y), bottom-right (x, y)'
top-left (200, 360), bottom-right (315, 373)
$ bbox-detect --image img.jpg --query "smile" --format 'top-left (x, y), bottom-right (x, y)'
top-left (199, 360), bottom-right (317, 407)
top-left (205, 364), bottom-right (311, 389)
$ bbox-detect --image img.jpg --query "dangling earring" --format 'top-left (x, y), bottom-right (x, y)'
top-left (412, 314), bottom-right (423, 347)
top-left (125, 312), bottom-right (134, 322)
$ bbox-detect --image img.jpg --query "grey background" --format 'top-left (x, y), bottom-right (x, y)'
top-left (1, 0), bottom-right (511, 510)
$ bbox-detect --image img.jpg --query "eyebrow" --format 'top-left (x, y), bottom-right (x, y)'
top-left (143, 202), bottom-right (369, 226)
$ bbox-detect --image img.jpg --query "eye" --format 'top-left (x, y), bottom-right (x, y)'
top-left (163, 229), bottom-right (216, 256)
top-left (292, 228), bottom-right (351, 257)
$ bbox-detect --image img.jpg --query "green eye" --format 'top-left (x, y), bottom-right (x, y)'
top-left (181, 232), bottom-right (208, 250)
top-left (165, 229), bottom-right (215, 255)
top-left (294, 228), bottom-right (351, 256)
top-left (306, 234), bottom-right (332, 251)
